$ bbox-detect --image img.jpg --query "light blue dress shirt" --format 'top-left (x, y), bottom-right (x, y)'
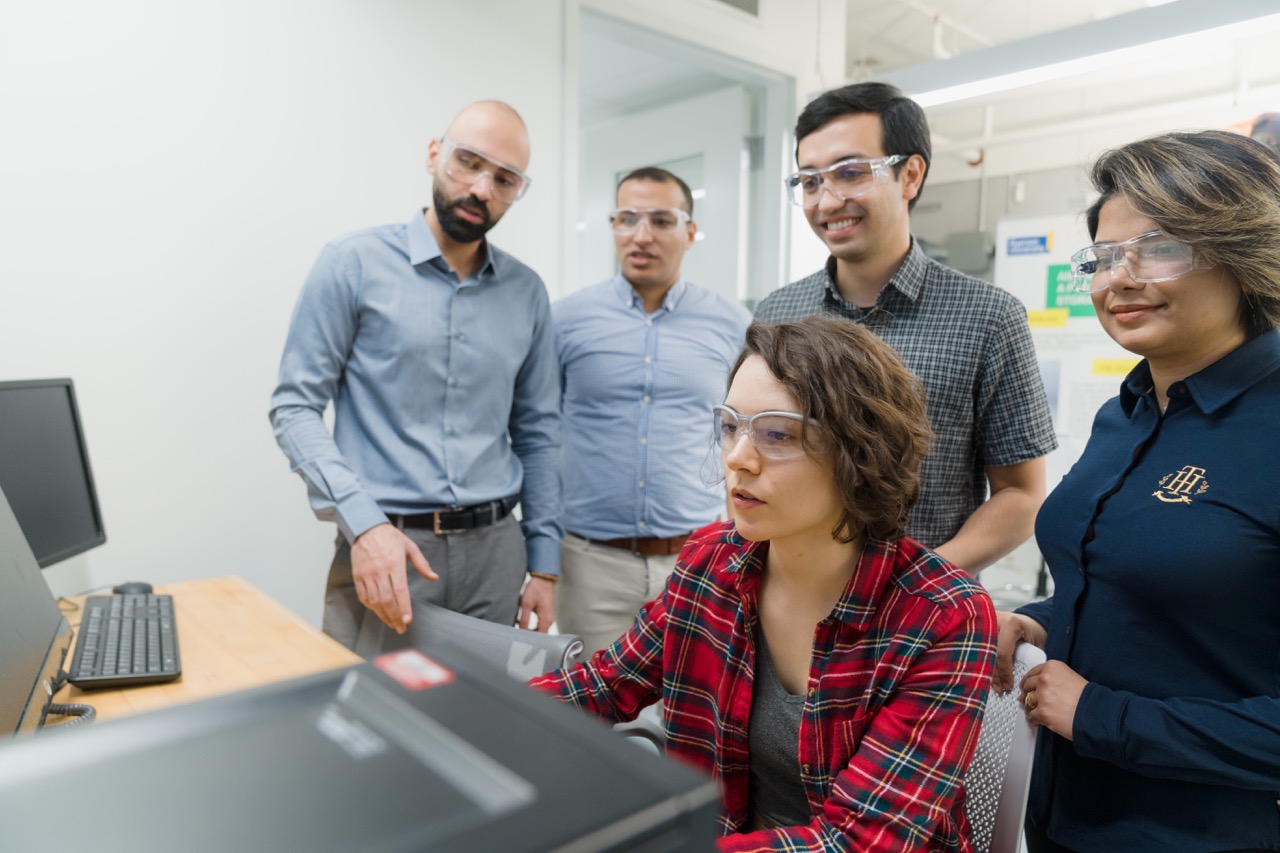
top-left (270, 210), bottom-right (562, 572)
top-left (554, 276), bottom-right (751, 540)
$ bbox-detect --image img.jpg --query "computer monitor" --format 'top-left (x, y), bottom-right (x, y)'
top-left (0, 647), bottom-right (719, 852)
top-left (0, 483), bottom-right (74, 737)
top-left (0, 378), bottom-right (107, 567)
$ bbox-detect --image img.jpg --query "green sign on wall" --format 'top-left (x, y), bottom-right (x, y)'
top-left (1046, 264), bottom-right (1095, 318)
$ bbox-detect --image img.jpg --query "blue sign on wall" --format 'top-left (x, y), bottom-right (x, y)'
top-left (1007, 235), bottom-right (1049, 255)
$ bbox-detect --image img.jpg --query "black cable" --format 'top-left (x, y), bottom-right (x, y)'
top-left (50, 670), bottom-right (69, 693)
top-left (44, 670), bottom-right (97, 727)
top-left (46, 703), bottom-right (97, 727)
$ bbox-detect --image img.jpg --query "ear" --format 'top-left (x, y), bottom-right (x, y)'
top-left (900, 153), bottom-right (926, 203)
top-left (685, 220), bottom-right (697, 250)
top-left (426, 138), bottom-right (441, 174)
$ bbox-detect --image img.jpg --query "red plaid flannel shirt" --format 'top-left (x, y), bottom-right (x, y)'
top-left (531, 521), bottom-right (996, 852)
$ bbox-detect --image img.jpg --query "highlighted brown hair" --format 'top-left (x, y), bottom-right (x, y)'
top-left (1086, 130), bottom-right (1280, 336)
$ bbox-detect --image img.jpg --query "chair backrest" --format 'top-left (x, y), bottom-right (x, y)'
top-left (354, 603), bottom-right (585, 681)
top-left (612, 702), bottom-right (665, 753)
top-left (964, 642), bottom-right (1045, 853)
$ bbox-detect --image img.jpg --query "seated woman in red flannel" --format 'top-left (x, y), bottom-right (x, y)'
top-left (532, 315), bottom-right (996, 852)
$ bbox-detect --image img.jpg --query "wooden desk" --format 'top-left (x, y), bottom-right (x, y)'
top-left (53, 576), bottom-right (361, 722)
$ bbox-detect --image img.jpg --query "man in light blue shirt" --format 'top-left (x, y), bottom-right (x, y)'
top-left (555, 167), bottom-right (751, 654)
top-left (270, 101), bottom-right (561, 650)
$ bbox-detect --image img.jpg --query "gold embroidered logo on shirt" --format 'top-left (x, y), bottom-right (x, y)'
top-left (1153, 466), bottom-right (1209, 504)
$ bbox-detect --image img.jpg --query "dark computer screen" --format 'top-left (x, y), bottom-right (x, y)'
top-left (0, 379), bottom-right (106, 567)
top-left (0, 650), bottom-right (719, 851)
top-left (0, 484), bottom-right (74, 737)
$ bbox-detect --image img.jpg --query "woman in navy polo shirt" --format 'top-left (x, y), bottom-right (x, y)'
top-left (995, 130), bottom-right (1280, 852)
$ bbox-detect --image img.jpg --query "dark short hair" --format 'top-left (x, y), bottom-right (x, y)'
top-left (794, 81), bottom-right (932, 210)
top-left (729, 317), bottom-right (932, 542)
top-left (1086, 130), bottom-right (1280, 337)
top-left (617, 166), bottom-right (694, 216)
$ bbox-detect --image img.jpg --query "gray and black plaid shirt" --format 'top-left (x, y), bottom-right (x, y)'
top-left (754, 241), bottom-right (1057, 548)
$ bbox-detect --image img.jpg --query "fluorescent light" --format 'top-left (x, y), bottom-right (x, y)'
top-left (879, 0), bottom-right (1280, 109)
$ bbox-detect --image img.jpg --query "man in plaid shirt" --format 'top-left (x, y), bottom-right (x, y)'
top-left (755, 82), bottom-right (1056, 575)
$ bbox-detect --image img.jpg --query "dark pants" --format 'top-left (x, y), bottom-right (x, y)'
top-left (322, 513), bottom-right (527, 652)
top-left (1027, 818), bottom-right (1269, 853)
top-left (1024, 817), bottom-right (1078, 853)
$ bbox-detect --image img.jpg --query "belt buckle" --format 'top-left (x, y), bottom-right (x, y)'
top-left (434, 505), bottom-right (471, 536)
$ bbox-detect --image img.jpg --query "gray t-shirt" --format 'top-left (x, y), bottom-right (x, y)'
top-left (748, 629), bottom-right (809, 829)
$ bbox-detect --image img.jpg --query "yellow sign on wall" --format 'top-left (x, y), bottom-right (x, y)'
top-left (1092, 358), bottom-right (1140, 376)
top-left (1027, 308), bottom-right (1070, 327)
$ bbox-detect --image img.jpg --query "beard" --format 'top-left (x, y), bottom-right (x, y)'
top-left (433, 182), bottom-right (494, 244)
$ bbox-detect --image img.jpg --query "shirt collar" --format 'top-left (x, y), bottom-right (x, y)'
top-left (1119, 329), bottom-right (1280, 416)
top-left (720, 524), bottom-right (900, 630)
top-left (821, 238), bottom-right (926, 306)
top-left (408, 209), bottom-right (496, 278)
top-left (610, 274), bottom-right (688, 313)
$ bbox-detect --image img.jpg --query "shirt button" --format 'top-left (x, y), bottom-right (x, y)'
top-left (640, 437), bottom-right (648, 445)
top-left (642, 395), bottom-right (651, 404)
top-left (646, 319), bottom-right (653, 326)
top-left (637, 521), bottom-right (646, 529)
top-left (1066, 626), bottom-right (1073, 635)
top-left (643, 356), bottom-right (652, 364)
top-left (638, 481), bottom-right (645, 489)
top-left (802, 764), bottom-right (811, 774)
top-left (807, 687), bottom-right (816, 698)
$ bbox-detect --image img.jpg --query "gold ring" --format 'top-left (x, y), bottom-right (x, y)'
top-left (1024, 690), bottom-right (1038, 711)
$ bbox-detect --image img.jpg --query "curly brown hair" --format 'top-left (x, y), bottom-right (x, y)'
top-left (731, 316), bottom-right (932, 542)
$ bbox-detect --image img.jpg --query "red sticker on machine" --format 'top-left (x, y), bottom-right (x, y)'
top-left (373, 649), bottom-right (455, 690)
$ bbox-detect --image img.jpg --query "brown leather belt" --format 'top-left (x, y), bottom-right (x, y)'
top-left (573, 532), bottom-right (691, 557)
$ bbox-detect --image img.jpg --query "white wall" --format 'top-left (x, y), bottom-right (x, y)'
top-left (2, 0), bottom-right (859, 626)
top-left (578, 86), bottom-right (748, 302)
top-left (1, 0), bottom-right (565, 623)
top-left (571, 0), bottom-right (847, 285)
top-left (578, 0), bottom-right (840, 96)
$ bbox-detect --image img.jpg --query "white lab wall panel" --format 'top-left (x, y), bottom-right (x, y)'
top-left (1, 0), bottom-right (565, 623)
top-left (579, 0), bottom-right (839, 93)
top-left (577, 86), bottom-right (746, 302)
top-left (576, 0), bottom-right (842, 289)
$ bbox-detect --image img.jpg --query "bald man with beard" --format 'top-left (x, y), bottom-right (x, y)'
top-left (271, 101), bottom-right (561, 650)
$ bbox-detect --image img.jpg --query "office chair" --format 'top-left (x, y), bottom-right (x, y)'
top-left (364, 605), bottom-right (668, 756)
top-left (354, 603), bottom-right (585, 680)
top-left (964, 642), bottom-right (1045, 853)
top-left (612, 702), bottom-right (665, 754)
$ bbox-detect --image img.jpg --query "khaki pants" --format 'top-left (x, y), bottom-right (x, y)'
top-left (555, 532), bottom-right (677, 656)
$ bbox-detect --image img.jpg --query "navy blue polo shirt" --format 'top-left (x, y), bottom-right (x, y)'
top-left (1020, 330), bottom-right (1280, 852)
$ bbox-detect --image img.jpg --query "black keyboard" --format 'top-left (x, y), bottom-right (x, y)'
top-left (68, 593), bottom-right (182, 689)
